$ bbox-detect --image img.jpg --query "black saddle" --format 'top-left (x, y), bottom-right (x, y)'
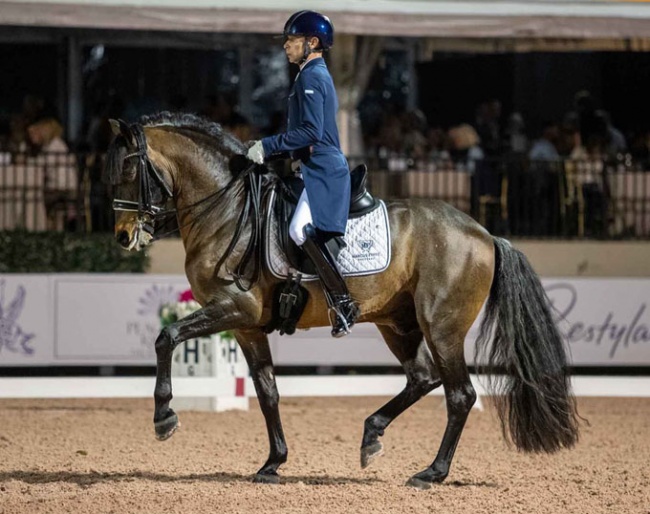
top-left (274, 164), bottom-right (378, 274)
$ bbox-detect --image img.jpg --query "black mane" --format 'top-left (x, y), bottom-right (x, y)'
top-left (139, 111), bottom-right (246, 154)
top-left (104, 111), bottom-right (246, 185)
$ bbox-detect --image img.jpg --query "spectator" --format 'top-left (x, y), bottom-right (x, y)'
top-left (448, 123), bottom-right (484, 173)
top-left (426, 126), bottom-right (450, 161)
top-left (504, 112), bottom-right (528, 155)
top-left (527, 121), bottom-right (562, 236)
top-left (597, 110), bottom-right (627, 158)
top-left (474, 99), bottom-right (502, 157)
top-left (529, 121), bottom-right (560, 161)
top-left (26, 116), bottom-right (78, 230)
top-left (401, 109), bottom-right (428, 162)
top-left (572, 90), bottom-right (608, 156)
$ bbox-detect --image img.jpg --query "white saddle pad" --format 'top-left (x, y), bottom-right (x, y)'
top-left (265, 189), bottom-right (391, 281)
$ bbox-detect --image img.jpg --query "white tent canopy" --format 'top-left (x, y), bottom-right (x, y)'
top-left (1, 0), bottom-right (650, 38)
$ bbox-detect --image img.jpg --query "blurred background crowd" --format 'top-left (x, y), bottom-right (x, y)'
top-left (1, 22), bottom-right (649, 239)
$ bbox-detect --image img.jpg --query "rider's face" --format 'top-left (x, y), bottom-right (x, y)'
top-left (283, 35), bottom-right (306, 65)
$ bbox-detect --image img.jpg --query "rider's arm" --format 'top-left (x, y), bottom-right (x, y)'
top-left (261, 72), bottom-right (325, 156)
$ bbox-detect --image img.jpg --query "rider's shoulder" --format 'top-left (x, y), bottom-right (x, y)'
top-left (301, 63), bottom-right (330, 88)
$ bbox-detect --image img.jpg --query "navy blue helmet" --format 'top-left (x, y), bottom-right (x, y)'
top-left (283, 10), bottom-right (334, 50)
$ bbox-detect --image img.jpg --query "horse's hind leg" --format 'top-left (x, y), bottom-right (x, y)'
top-left (406, 319), bottom-right (478, 489)
top-left (235, 329), bottom-right (288, 484)
top-left (361, 323), bottom-right (441, 469)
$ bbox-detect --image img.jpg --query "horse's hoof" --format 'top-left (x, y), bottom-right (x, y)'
top-left (154, 412), bottom-right (180, 441)
top-left (360, 441), bottom-right (384, 469)
top-left (253, 473), bottom-right (280, 484)
top-left (405, 476), bottom-right (432, 490)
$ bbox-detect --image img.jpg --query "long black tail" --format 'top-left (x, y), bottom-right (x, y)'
top-left (475, 237), bottom-right (580, 453)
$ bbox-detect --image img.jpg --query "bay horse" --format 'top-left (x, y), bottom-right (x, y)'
top-left (104, 112), bottom-right (579, 489)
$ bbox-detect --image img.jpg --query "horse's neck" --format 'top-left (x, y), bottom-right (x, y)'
top-left (154, 129), bottom-right (245, 260)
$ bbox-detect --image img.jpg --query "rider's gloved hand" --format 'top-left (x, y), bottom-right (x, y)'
top-left (245, 140), bottom-right (265, 164)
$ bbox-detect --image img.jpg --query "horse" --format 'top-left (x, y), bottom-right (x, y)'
top-left (104, 112), bottom-right (580, 489)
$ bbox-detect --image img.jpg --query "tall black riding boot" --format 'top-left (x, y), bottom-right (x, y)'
top-left (301, 224), bottom-right (360, 338)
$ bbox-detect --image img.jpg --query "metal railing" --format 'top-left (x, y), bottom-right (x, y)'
top-left (351, 155), bottom-right (650, 240)
top-left (1, 151), bottom-right (649, 239)
top-left (0, 151), bottom-right (114, 234)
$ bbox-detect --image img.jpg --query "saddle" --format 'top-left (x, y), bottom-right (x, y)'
top-left (275, 164), bottom-right (379, 275)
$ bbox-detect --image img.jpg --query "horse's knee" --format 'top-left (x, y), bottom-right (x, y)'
top-left (155, 327), bottom-right (178, 355)
top-left (252, 366), bottom-right (280, 410)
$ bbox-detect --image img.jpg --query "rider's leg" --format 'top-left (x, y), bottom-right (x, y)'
top-left (289, 189), bottom-right (312, 246)
top-left (301, 223), bottom-right (359, 338)
top-left (288, 190), bottom-right (359, 337)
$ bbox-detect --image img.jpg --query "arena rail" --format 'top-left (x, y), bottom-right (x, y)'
top-left (0, 375), bottom-right (648, 402)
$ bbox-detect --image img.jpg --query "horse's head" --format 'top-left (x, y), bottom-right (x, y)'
top-left (104, 119), bottom-right (173, 251)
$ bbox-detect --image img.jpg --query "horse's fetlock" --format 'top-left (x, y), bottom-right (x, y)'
top-left (364, 416), bottom-right (386, 436)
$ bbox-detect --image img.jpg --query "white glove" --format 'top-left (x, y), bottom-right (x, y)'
top-left (246, 140), bottom-right (265, 164)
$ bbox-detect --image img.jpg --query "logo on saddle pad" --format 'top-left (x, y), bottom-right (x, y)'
top-left (359, 240), bottom-right (374, 251)
top-left (352, 238), bottom-right (381, 262)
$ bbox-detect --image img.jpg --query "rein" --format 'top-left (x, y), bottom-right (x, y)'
top-left (112, 122), bottom-right (269, 292)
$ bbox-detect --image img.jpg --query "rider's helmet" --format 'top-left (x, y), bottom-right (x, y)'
top-left (283, 10), bottom-right (334, 50)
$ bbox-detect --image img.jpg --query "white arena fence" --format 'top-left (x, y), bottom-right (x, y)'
top-left (1, 375), bottom-right (649, 406)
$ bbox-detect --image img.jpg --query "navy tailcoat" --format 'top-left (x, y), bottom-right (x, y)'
top-left (261, 57), bottom-right (350, 235)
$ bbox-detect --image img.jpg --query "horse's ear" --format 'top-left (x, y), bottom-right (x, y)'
top-left (117, 119), bottom-right (136, 146)
top-left (108, 118), bottom-right (136, 146)
top-left (109, 119), bottom-right (121, 136)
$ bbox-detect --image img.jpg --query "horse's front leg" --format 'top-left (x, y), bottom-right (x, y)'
top-left (153, 299), bottom-right (253, 440)
top-left (235, 329), bottom-right (287, 484)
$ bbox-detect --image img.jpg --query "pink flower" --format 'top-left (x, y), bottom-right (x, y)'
top-left (178, 289), bottom-right (194, 303)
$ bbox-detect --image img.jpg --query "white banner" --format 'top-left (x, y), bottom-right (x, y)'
top-left (1, 274), bottom-right (648, 367)
top-left (272, 278), bottom-right (650, 367)
top-left (0, 274), bottom-right (189, 366)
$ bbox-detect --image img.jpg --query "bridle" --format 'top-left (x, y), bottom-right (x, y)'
top-left (112, 122), bottom-right (266, 292)
top-left (112, 123), bottom-right (175, 237)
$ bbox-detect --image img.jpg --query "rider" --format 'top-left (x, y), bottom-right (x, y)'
top-left (245, 10), bottom-right (359, 338)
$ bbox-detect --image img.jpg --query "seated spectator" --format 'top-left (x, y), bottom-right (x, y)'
top-left (426, 126), bottom-right (450, 162)
top-left (448, 124), bottom-right (484, 173)
top-left (401, 109), bottom-right (428, 162)
top-left (529, 121), bottom-right (560, 161)
top-left (504, 112), bottom-right (528, 156)
top-left (26, 117), bottom-right (78, 230)
top-left (474, 99), bottom-right (502, 157)
top-left (527, 121), bottom-right (562, 236)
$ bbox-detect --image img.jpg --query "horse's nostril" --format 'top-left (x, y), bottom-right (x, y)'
top-left (116, 230), bottom-right (130, 247)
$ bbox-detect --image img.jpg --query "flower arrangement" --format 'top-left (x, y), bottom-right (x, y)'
top-left (159, 289), bottom-right (234, 341)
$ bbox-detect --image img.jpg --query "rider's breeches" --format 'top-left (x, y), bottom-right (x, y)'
top-left (289, 189), bottom-right (313, 246)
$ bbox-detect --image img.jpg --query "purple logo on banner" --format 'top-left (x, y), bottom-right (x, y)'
top-left (137, 284), bottom-right (179, 316)
top-left (0, 280), bottom-right (35, 356)
top-left (125, 284), bottom-right (184, 358)
top-left (546, 282), bottom-right (650, 359)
